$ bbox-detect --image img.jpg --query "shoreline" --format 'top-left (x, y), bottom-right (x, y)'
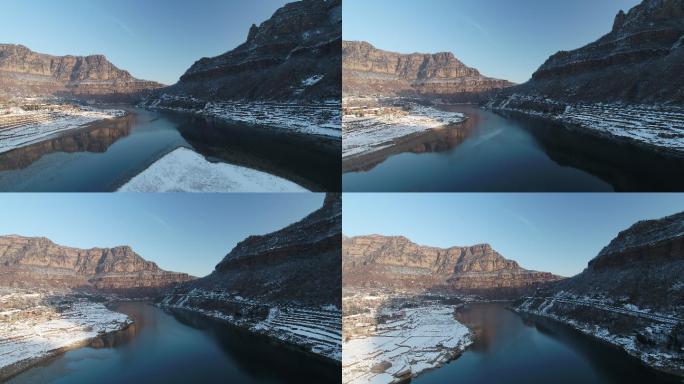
top-left (0, 102), bottom-right (128, 155)
top-left (512, 306), bottom-right (684, 379)
top-left (162, 305), bottom-right (341, 367)
top-left (0, 318), bottom-right (133, 382)
top-left (489, 103), bottom-right (684, 160)
top-left (342, 123), bottom-right (466, 173)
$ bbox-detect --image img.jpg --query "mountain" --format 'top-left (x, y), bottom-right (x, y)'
top-left (487, 0), bottom-right (684, 155)
top-left (161, 194), bottom-right (342, 361)
top-left (342, 40), bottom-right (514, 102)
top-left (190, 193), bottom-right (341, 305)
top-left (516, 211), bottom-right (684, 376)
top-left (0, 235), bottom-right (193, 296)
top-left (0, 44), bottom-right (163, 101)
top-left (156, 0), bottom-right (341, 103)
top-left (342, 235), bottom-right (561, 297)
top-left (508, 0), bottom-right (684, 105)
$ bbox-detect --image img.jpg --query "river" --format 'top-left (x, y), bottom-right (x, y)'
top-left (8, 302), bottom-right (339, 384)
top-left (342, 105), bottom-right (684, 192)
top-left (0, 107), bottom-right (340, 191)
top-left (413, 303), bottom-right (680, 384)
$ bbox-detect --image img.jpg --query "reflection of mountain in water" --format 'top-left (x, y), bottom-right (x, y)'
top-left (169, 308), bottom-right (339, 383)
top-left (169, 112), bottom-right (341, 192)
top-left (343, 118), bottom-right (476, 173)
top-left (0, 114), bottom-right (134, 171)
top-left (502, 111), bottom-right (684, 191)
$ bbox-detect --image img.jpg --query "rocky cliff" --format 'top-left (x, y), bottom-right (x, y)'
top-left (187, 193), bottom-right (341, 305)
top-left (160, 194), bottom-right (342, 361)
top-left (515, 211), bottom-right (684, 376)
top-left (0, 235), bottom-right (193, 296)
top-left (342, 41), bottom-right (514, 102)
top-left (342, 235), bottom-right (561, 297)
top-left (492, 0), bottom-right (684, 105)
top-left (157, 0), bottom-right (341, 102)
top-left (0, 44), bottom-right (163, 101)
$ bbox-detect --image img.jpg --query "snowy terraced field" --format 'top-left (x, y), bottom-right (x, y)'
top-left (342, 304), bottom-right (472, 384)
top-left (0, 104), bottom-right (125, 154)
top-left (161, 289), bottom-right (341, 361)
top-left (516, 293), bottom-right (683, 373)
top-left (147, 94), bottom-right (341, 138)
top-left (0, 290), bottom-right (131, 375)
top-left (491, 94), bottom-right (684, 153)
top-left (118, 147), bottom-right (308, 192)
top-left (342, 106), bottom-right (465, 158)
top-left (254, 306), bottom-right (342, 361)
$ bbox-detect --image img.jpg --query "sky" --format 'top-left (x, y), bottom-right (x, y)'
top-left (0, 0), bottom-right (290, 85)
top-left (343, 0), bottom-right (642, 83)
top-left (0, 193), bottom-right (324, 277)
top-left (343, 194), bottom-right (684, 277)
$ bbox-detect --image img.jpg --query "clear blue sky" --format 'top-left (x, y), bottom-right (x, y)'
top-left (343, 194), bottom-right (684, 277)
top-left (0, 0), bottom-right (289, 85)
top-left (343, 0), bottom-right (642, 83)
top-left (0, 193), bottom-right (324, 277)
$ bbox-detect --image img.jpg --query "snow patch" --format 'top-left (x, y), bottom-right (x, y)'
top-left (118, 147), bottom-right (308, 193)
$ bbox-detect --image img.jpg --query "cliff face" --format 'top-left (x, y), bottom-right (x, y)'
top-left (160, 194), bottom-right (342, 361)
top-left (0, 44), bottom-right (163, 101)
top-left (515, 211), bottom-right (684, 376)
top-left (550, 210), bottom-right (684, 308)
top-left (342, 41), bottom-right (514, 101)
top-left (342, 235), bottom-right (561, 296)
top-left (189, 193), bottom-right (341, 306)
top-left (161, 0), bottom-right (341, 102)
top-left (501, 0), bottom-right (684, 105)
top-left (0, 235), bottom-right (193, 296)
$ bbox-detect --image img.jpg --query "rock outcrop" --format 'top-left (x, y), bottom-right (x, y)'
top-left (0, 44), bottom-right (163, 101)
top-left (516, 210), bottom-right (684, 376)
top-left (0, 235), bottom-right (193, 296)
top-left (157, 0), bottom-right (341, 102)
top-left (494, 0), bottom-right (684, 105)
top-left (189, 193), bottom-right (341, 306)
top-left (342, 235), bottom-right (561, 297)
top-left (161, 194), bottom-right (342, 361)
top-left (342, 41), bottom-right (514, 102)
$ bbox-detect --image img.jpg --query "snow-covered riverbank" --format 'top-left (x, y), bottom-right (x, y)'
top-left (118, 147), bottom-right (308, 192)
top-left (0, 289), bottom-right (131, 380)
top-left (142, 94), bottom-right (341, 138)
top-left (488, 94), bottom-right (684, 155)
top-left (515, 292), bottom-right (684, 376)
top-left (160, 288), bottom-right (341, 362)
top-left (342, 105), bottom-right (466, 159)
top-left (0, 102), bottom-right (125, 154)
top-left (342, 303), bottom-right (472, 384)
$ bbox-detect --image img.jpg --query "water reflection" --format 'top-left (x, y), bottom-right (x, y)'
top-left (0, 114), bottom-right (134, 171)
top-left (343, 105), bottom-right (684, 192)
top-left (414, 303), bottom-right (681, 384)
top-left (170, 112), bottom-right (341, 191)
top-left (343, 118), bottom-right (476, 173)
top-left (8, 302), bottom-right (338, 384)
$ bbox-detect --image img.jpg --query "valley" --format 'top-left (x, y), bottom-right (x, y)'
top-left (343, 0), bottom-right (684, 191)
top-left (341, 210), bottom-right (684, 383)
top-left (0, 0), bottom-right (342, 192)
top-left (0, 194), bottom-right (342, 382)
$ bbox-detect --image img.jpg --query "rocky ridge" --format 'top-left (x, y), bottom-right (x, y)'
top-left (515, 210), bottom-right (684, 376)
top-left (161, 194), bottom-right (342, 361)
top-left (488, 0), bottom-right (684, 155)
top-left (0, 235), bottom-right (193, 296)
top-left (0, 44), bottom-right (163, 101)
top-left (342, 235), bottom-right (561, 297)
top-left (342, 40), bottom-right (514, 102)
top-left (151, 0), bottom-right (341, 103)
